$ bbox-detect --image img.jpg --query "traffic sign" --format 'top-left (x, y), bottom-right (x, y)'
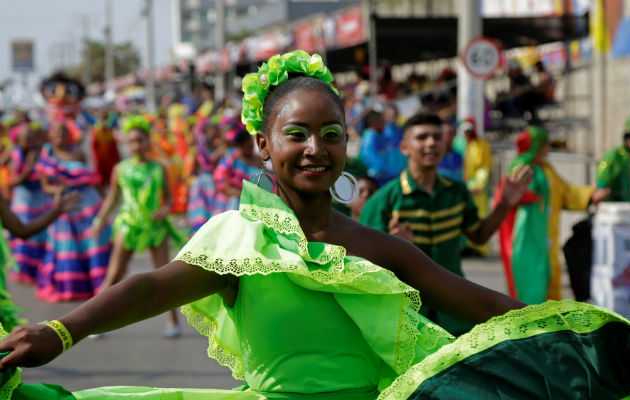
top-left (461, 37), bottom-right (501, 80)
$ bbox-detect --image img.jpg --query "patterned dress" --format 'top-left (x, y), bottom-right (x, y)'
top-left (35, 143), bottom-right (112, 302)
top-left (213, 148), bottom-right (260, 214)
top-left (187, 136), bottom-right (218, 232)
top-left (9, 146), bottom-right (53, 283)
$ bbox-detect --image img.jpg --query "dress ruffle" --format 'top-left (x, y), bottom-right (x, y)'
top-left (378, 300), bottom-right (630, 400)
top-left (175, 181), bottom-right (453, 385)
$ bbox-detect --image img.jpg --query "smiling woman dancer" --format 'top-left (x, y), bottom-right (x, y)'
top-left (0, 51), bottom-right (628, 400)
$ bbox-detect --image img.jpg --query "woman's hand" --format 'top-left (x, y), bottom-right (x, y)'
top-left (499, 165), bottom-right (533, 207)
top-left (52, 184), bottom-right (68, 198)
top-left (388, 215), bottom-right (414, 243)
top-left (54, 191), bottom-right (81, 214)
top-left (591, 188), bottom-right (611, 205)
top-left (91, 217), bottom-right (104, 241)
top-left (152, 206), bottom-right (170, 222)
top-left (0, 324), bottom-right (64, 370)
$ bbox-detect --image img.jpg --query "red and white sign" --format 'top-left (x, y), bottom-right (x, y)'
top-left (252, 33), bottom-right (281, 61)
top-left (294, 22), bottom-right (317, 54)
top-left (336, 6), bottom-right (364, 48)
top-left (461, 37), bottom-right (501, 79)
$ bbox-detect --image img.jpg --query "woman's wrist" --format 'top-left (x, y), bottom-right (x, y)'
top-left (39, 320), bottom-right (74, 352)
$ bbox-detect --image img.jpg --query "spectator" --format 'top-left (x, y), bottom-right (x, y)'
top-left (461, 117), bottom-right (492, 257)
top-left (383, 103), bottom-right (404, 146)
top-left (349, 176), bottom-right (379, 221)
top-left (496, 127), bottom-right (609, 304)
top-left (359, 111), bottom-right (406, 185)
top-left (437, 122), bottom-right (463, 181)
top-left (596, 117), bottom-right (630, 202)
top-left (360, 112), bottom-right (532, 335)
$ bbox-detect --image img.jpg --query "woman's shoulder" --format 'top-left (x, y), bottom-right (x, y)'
top-left (331, 211), bottom-right (406, 266)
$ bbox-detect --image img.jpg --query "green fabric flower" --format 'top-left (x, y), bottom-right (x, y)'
top-left (122, 115), bottom-right (151, 134)
top-left (241, 51), bottom-right (338, 135)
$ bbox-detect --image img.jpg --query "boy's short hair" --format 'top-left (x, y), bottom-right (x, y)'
top-left (365, 110), bottom-right (384, 127)
top-left (402, 112), bottom-right (443, 135)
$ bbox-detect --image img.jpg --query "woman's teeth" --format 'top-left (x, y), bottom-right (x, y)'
top-left (303, 167), bottom-right (326, 172)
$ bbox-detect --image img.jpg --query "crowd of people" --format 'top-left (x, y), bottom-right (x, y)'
top-left (0, 50), bottom-right (627, 400)
top-left (0, 58), bottom-right (624, 336)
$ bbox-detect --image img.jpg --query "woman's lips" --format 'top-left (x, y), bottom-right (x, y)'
top-left (296, 166), bottom-right (330, 177)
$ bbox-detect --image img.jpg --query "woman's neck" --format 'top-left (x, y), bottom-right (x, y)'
top-left (278, 184), bottom-right (333, 236)
top-left (133, 153), bottom-right (149, 163)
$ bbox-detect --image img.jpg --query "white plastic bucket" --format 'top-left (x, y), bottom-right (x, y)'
top-left (591, 202), bottom-right (630, 318)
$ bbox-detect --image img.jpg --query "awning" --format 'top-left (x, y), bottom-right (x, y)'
top-left (324, 14), bottom-right (590, 72)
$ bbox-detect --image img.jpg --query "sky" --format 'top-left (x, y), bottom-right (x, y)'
top-left (0, 0), bottom-right (174, 87)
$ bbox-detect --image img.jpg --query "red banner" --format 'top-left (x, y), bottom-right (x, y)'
top-left (252, 33), bottom-right (281, 61)
top-left (294, 22), bottom-right (316, 53)
top-left (336, 6), bottom-right (365, 48)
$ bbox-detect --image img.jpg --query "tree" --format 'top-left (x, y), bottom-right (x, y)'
top-left (69, 40), bottom-right (141, 83)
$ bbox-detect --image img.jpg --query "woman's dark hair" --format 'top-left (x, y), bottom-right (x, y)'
top-left (261, 75), bottom-right (345, 134)
top-left (402, 112), bottom-right (443, 134)
top-left (234, 129), bottom-right (251, 145)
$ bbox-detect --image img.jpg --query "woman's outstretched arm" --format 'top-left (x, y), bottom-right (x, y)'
top-left (358, 226), bottom-right (525, 325)
top-left (0, 261), bottom-right (234, 370)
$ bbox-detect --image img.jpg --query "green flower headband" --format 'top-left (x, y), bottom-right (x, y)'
top-left (122, 115), bottom-right (151, 134)
top-left (241, 50), bottom-right (338, 135)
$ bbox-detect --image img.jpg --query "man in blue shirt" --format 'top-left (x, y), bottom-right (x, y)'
top-left (360, 110), bottom-right (406, 185)
top-left (437, 121), bottom-right (463, 181)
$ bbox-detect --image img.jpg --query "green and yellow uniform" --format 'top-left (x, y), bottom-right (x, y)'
top-left (360, 170), bottom-right (481, 335)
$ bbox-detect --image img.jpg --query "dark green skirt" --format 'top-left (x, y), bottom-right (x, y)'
top-left (1, 301), bottom-right (629, 400)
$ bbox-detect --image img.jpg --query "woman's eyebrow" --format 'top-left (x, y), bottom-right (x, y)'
top-left (283, 121), bottom-right (309, 128)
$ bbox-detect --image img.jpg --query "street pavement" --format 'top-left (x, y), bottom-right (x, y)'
top-left (6, 251), bottom-right (573, 391)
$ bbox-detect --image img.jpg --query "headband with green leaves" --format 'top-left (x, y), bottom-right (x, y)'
top-left (240, 50), bottom-right (337, 135)
top-left (122, 115), bottom-right (151, 134)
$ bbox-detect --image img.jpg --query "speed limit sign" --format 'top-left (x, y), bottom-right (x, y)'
top-left (461, 37), bottom-right (501, 80)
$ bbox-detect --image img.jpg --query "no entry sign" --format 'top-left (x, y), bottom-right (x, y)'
top-left (461, 37), bottom-right (501, 79)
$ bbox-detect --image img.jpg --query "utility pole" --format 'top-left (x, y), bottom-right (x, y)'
top-left (144, 0), bottom-right (157, 112)
top-left (456, 0), bottom-right (484, 135)
top-left (104, 0), bottom-right (114, 93)
top-left (368, 0), bottom-right (378, 99)
top-left (80, 15), bottom-right (91, 85)
top-left (215, 0), bottom-right (226, 102)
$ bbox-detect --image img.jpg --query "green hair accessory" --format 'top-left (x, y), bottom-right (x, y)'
top-left (122, 115), bottom-right (151, 134)
top-left (241, 50), bottom-right (337, 135)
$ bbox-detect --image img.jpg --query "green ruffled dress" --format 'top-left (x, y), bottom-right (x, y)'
top-left (112, 159), bottom-right (186, 252)
top-left (0, 219), bottom-right (26, 332)
top-left (1, 181), bottom-right (629, 400)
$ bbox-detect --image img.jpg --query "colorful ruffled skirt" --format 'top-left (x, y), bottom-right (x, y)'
top-left (187, 171), bottom-right (217, 232)
top-left (9, 182), bottom-right (53, 284)
top-left (36, 186), bottom-right (112, 302)
top-left (1, 301), bottom-right (629, 400)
